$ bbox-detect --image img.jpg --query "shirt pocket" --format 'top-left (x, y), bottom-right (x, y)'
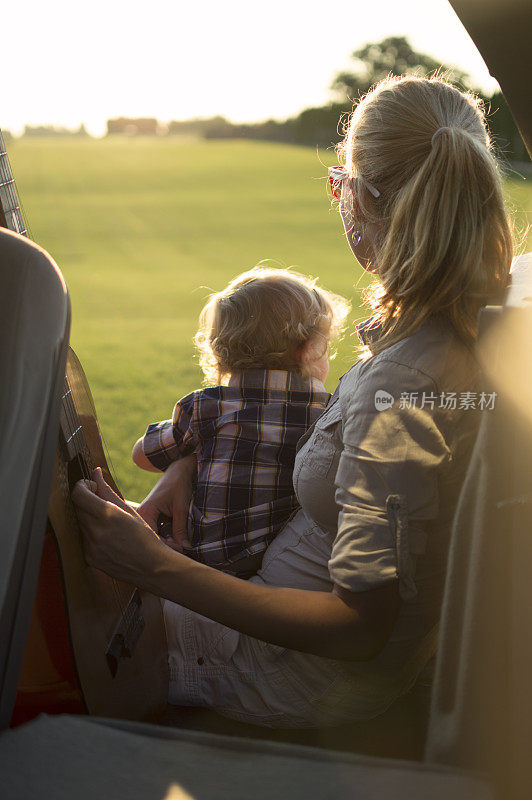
top-left (386, 493), bottom-right (428, 601)
top-left (302, 400), bottom-right (343, 479)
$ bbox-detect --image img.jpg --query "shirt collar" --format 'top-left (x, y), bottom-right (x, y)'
top-left (228, 369), bottom-right (327, 394)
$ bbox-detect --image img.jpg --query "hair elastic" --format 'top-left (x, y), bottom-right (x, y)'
top-left (431, 126), bottom-right (452, 146)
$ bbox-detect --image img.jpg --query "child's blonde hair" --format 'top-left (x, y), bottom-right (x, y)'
top-left (195, 267), bottom-right (350, 384)
top-left (336, 74), bottom-right (513, 354)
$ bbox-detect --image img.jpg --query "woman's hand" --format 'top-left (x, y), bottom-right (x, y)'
top-left (136, 455), bottom-right (197, 551)
top-left (72, 468), bottom-right (399, 661)
top-left (71, 467), bottom-right (171, 591)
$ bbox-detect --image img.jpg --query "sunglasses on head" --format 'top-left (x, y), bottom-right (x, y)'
top-left (328, 166), bottom-right (381, 201)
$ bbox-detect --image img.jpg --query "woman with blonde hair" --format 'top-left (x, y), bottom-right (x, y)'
top-left (73, 75), bottom-right (513, 728)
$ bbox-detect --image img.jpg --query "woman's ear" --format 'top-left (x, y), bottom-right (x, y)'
top-left (340, 182), bottom-right (383, 272)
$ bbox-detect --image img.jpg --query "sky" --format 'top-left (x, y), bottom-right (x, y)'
top-left (2, 0), bottom-right (499, 137)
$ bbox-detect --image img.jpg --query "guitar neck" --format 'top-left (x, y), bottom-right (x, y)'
top-left (0, 130), bottom-right (28, 236)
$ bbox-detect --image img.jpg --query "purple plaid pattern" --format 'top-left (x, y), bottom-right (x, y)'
top-left (141, 370), bottom-right (330, 570)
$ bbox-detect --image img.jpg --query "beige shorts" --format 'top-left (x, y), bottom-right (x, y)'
top-left (164, 511), bottom-right (405, 728)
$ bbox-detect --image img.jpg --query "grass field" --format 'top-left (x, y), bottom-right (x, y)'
top-left (7, 136), bottom-right (532, 500)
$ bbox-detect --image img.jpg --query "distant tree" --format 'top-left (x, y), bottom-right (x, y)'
top-left (331, 36), bottom-right (471, 101)
top-left (24, 124), bottom-right (67, 136)
top-left (202, 116), bottom-right (235, 139)
top-left (23, 124), bottom-right (91, 137)
top-left (168, 119), bottom-right (206, 136)
top-left (290, 104), bottom-right (348, 148)
top-left (161, 35), bottom-right (528, 162)
top-left (487, 91), bottom-right (531, 163)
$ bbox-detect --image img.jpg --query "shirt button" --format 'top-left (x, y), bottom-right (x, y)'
top-left (197, 657), bottom-right (204, 665)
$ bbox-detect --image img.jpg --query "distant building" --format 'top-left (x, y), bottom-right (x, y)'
top-left (106, 117), bottom-right (161, 136)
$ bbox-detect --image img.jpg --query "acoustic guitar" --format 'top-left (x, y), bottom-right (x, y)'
top-left (0, 131), bottom-right (169, 724)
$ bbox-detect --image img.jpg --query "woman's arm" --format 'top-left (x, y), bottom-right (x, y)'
top-left (72, 469), bottom-right (399, 661)
top-left (330, 357), bottom-right (452, 600)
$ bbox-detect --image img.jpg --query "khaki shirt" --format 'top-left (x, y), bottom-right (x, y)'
top-left (291, 315), bottom-right (482, 696)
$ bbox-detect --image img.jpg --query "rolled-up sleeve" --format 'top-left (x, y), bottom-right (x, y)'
top-left (329, 358), bottom-right (451, 599)
top-left (141, 392), bottom-right (197, 470)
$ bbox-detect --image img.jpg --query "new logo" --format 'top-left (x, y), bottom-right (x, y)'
top-left (374, 390), bottom-right (394, 411)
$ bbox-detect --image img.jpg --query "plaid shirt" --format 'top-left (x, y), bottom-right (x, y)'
top-left (141, 370), bottom-right (330, 571)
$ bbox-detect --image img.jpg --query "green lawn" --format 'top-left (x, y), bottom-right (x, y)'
top-left (7, 136), bottom-right (532, 500)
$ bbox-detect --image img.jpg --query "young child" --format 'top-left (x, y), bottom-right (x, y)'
top-left (132, 267), bottom-right (350, 576)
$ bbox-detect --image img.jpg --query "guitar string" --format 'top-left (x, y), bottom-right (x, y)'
top-left (0, 143), bottom-right (25, 234)
top-left (0, 133), bottom-right (9, 188)
top-left (0, 143), bottom-right (12, 218)
top-left (62, 376), bottom-right (92, 480)
top-left (0, 134), bottom-right (28, 235)
top-left (2, 154), bottom-right (26, 235)
top-left (0, 143), bottom-right (16, 217)
top-left (1, 131), bottom-right (127, 619)
top-left (62, 376), bottom-right (127, 616)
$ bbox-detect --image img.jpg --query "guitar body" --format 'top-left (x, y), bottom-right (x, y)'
top-left (13, 351), bottom-right (169, 724)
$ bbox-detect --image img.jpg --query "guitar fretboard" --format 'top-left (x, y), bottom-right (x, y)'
top-left (0, 130), bottom-right (27, 236)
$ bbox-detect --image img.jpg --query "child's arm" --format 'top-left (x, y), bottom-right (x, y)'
top-left (132, 438), bottom-right (162, 472)
top-left (132, 393), bottom-right (197, 473)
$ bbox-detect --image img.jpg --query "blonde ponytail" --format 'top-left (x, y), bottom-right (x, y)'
top-left (337, 76), bottom-right (513, 354)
